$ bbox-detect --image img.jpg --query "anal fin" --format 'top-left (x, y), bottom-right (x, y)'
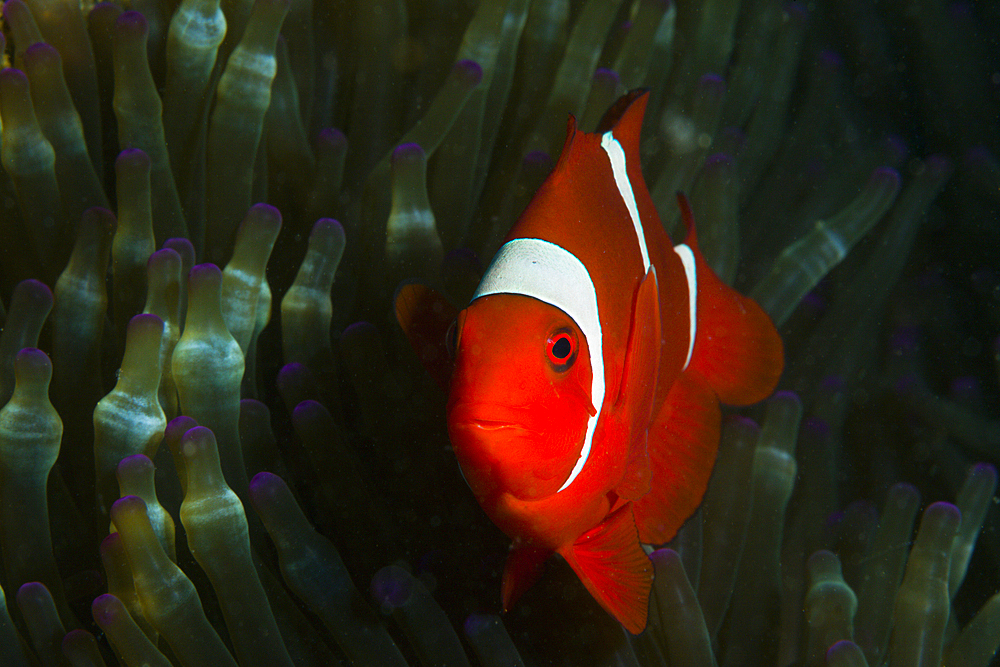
top-left (632, 370), bottom-right (720, 545)
top-left (558, 504), bottom-right (652, 634)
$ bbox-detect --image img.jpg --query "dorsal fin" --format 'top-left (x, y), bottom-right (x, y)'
top-left (544, 90), bottom-right (651, 192)
top-left (595, 89), bottom-right (649, 154)
top-left (676, 191), bottom-right (698, 241)
top-left (596, 89), bottom-right (650, 133)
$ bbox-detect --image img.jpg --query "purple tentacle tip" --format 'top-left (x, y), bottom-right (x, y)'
top-left (187, 263), bottom-right (222, 289)
top-left (890, 325), bottom-right (920, 354)
top-left (249, 471), bottom-right (282, 499)
top-left (0, 67), bottom-right (28, 89)
top-left (593, 68), bottom-right (620, 86)
top-left (248, 202), bottom-right (281, 219)
top-left (100, 532), bottom-right (121, 552)
top-left (463, 613), bottom-right (493, 637)
top-left (802, 416), bottom-right (831, 439)
top-left (817, 49), bottom-right (843, 72)
top-left (703, 152), bottom-right (735, 170)
top-left (392, 142), bottom-right (425, 164)
top-left (819, 375), bottom-right (845, 392)
top-left (699, 73), bottom-right (726, 96)
top-left (277, 362), bottom-right (311, 387)
top-left (871, 166), bottom-right (901, 189)
top-left (969, 463), bottom-right (998, 488)
top-left (784, 2), bottom-right (808, 22)
top-left (925, 501), bottom-right (962, 526)
top-left (23, 42), bottom-right (58, 65)
top-left (292, 399), bottom-right (325, 421)
top-left (92, 594), bottom-right (115, 622)
top-left (648, 548), bottom-right (680, 568)
top-left (371, 566), bottom-right (413, 609)
top-left (524, 150), bottom-right (553, 171)
top-left (312, 217), bottom-right (344, 237)
top-left (318, 127), bottom-right (347, 147)
top-left (949, 375), bottom-right (979, 400)
top-left (116, 9), bottom-right (148, 35)
top-left (117, 453), bottom-right (154, 476)
top-left (826, 640), bottom-right (862, 660)
top-left (725, 414), bottom-right (759, 431)
top-left (801, 290), bottom-right (824, 310)
top-left (343, 321), bottom-right (376, 338)
top-left (454, 59), bottom-right (483, 86)
top-left (117, 147), bottom-right (150, 167)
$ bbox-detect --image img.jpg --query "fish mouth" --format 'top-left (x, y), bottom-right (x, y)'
top-left (447, 404), bottom-right (535, 438)
top-left (450, 417), bottom-right (526, 435)
top-left (468, 421), bottom-right (515, 432)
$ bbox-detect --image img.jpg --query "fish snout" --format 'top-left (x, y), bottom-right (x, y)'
top-left (447, 402), bottom-right (574, 500)
top-left (447, 402), bottom-right (529, 429)
top-left (447, 403), bottom-right (530, 468)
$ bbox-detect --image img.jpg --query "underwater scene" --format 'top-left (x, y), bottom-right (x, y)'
top-left (0, 0), bottom-right (997, 664)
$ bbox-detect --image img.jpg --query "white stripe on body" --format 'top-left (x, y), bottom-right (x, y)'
top-left (601, 128), bottom-right (699, 370)
top-left (600, 131), bottom-right (650, 272)
top-left (673, 244), bottom-right (697, 370)
top-left (472, 238), bottom-right (604, 493)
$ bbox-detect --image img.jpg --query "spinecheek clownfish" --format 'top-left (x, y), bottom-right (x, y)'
top-left (396, 90), bottom-right (783, 634)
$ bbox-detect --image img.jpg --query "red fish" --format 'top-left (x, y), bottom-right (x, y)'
top-left (396, 90), bottom-right (782, 633)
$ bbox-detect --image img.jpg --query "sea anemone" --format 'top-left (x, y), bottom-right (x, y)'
top-left (0, 0), bottom-right (997, 665)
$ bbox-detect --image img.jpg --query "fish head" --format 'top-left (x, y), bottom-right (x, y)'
top-left (447, 293), bottom-right (596, 503)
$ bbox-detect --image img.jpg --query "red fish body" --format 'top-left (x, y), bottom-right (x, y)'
top-left (396, 91), bottom-right (783, 633)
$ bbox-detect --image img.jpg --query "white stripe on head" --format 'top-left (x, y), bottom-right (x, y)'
top-left (472, 237), bottom-right (604, 493)
top-left (673, 243), bottom-right (697, 369)
top-left (600, 131), bottom-right (650, 271)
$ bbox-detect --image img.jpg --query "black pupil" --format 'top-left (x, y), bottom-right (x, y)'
top-left (551, 336), bottom-right (572, 360)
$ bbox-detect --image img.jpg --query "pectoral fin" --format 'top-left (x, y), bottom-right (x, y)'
top-left (614, 268), bottom-right (660, 502)
top-left (394, 283), bottom-right (458, 391)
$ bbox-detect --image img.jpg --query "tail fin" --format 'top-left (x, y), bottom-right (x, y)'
top-left (677, 193), bottom-right (784, 405)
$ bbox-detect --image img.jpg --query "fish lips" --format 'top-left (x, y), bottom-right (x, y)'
top-left (447, 402), bottom-right (531, 432)
top-left (447, 403), bottom-right (577, 501)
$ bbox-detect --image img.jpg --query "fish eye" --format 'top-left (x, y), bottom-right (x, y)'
top-left (546, 328), bottom-right (577, 372)
top-left (445, 319), bottom-right (458, 358)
